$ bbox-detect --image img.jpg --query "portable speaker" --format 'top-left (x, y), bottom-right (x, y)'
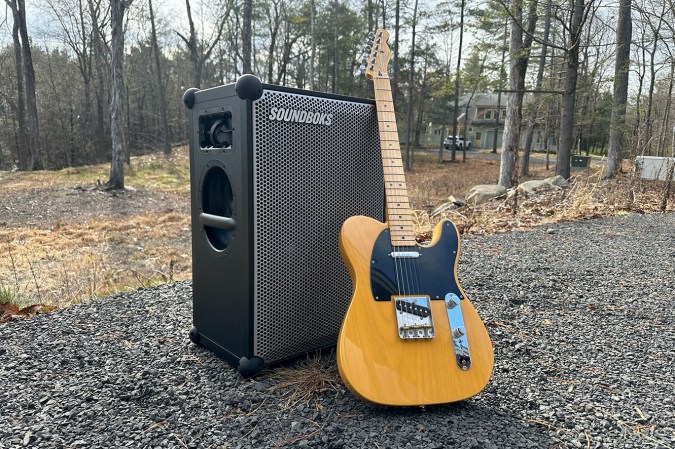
top-left (183, 75), bottom-right (385, 377)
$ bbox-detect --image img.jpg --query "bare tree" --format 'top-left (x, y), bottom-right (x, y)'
top-left (403, 0), bottom-right (419, 171)
top-left (332, 0), bottom-right (339, 93)
top-left (555, 0), bottom-right (595, 179)
top-left (521, 0), bottom-right (551, 177)
top-left (88, 0), bottom-right (109, 159)
top-left (108, 0), bottom-right (131, 189)
top-left (5, 0), bottom-right (41, 169)
top-left (265, 0), bottom-right (282, 83)
top-left (148, 0), bottom-right (171, 155)
top-left (309, 0), bottom-right (316, 89)
top-left (498, 0), bottom-right (537, 187)
top-left (6, 0), bottom-right (28, 169)
top-left (242, 0), bottom-right (252, 73)
top-left (450, 0), bottom-right (466, 162)
top-left (580, 0), bottom-right (626, 178)
top-left (45, 0), bottom-right (100, 161)
top-left (176, 0), bottom-right (227, 88)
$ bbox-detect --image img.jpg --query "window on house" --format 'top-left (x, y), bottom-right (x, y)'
top-left (484, 109), bottom-right (493, 120)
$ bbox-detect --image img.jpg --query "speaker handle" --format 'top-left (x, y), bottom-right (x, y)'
top-left (199, 213), bottom-right (236, 231)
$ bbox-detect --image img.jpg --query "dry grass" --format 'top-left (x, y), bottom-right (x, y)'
top-left (0, 212), bottom-right (192, 307)
top-left (406, 150), bottom-right (551, 209)
top-left (409, 153), bottom-right (674, 239)
top-left (0, 147), bottom-right (190, 195)
top-left (1, 146), bottom-right (673, 312)
top-left (267, 354), bottom-right (344, 409)
top-left (0, 147), bottom-right (192, 309)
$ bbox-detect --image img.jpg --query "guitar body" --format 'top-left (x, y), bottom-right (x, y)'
top-left (337, 215), bottom-right (494, 406)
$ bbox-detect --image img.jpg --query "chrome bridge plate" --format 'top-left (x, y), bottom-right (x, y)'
top-left (445, 293), bottom-right (471, 370)
top-left (394, 296), bottom-right (435, 339)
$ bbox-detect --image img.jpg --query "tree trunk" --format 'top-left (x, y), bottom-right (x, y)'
top-left (89, 0), bottom-right (108, 160)
top-left (149, 0), bottom-right (171, 155)
top-left (8, 1), bottom-right (28, 170)
top-left (643, 6), bottom-right (665, 156)
top-left (332, 0), bottom-right (339, 94)
top-left (498, 0), bottom-right (537, 187)
top-left (309, 0), bottom-right (316, 90)
top-left (380, 0), bottom-right (386, 28)
top-left (108, 0), bottom-right (128, 189)
top-left (242, 0), bottom-right (252, 73)
top-left (521, 0), bottom-right (551, 177)
top-left (403, 0), bottom-right (419, 171)
top-left (392, 0), bottom-right (400, 104)
top-left (450, 0), bottom-right (466, 162)
top-left (266, 0), bottom-right (281, 83)
top-left (14, 0), bottom-right (41, 169)
top-left (183, 0), bottom-right (201, 86)
top-left (555, 0), bottom-right (585, 180)
top-left (493, 19), bottom-right (507, 155)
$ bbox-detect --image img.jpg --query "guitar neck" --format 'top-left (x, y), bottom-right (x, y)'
top-left (373, 76), bottom-right (415, 247)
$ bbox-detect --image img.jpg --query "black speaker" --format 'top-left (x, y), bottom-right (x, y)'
top-left (183, 75), bottom-right (384, 376)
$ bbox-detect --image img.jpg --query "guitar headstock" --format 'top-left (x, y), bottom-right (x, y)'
top-left (355, 29), bottom-right (391, 80)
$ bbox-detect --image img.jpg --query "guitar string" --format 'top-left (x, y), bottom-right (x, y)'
top-left (374, 40), bottom-right (429, 335)
top-left (377, 76), bottom-right (418, 310)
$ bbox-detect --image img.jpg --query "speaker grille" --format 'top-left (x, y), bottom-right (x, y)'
top-left (252, 90), bottom-right (384, 363)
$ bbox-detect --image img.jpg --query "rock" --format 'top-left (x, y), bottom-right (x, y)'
top-left (513, 175), bottom-right (570, 198)
top-left (547, 175), bottom-right (569, 188)
top-left (448, 195), bottom-right (466, 207)
top-left (465, 185), bottom-right (507, 205)
top-left (430, 196), bottom-right (466, 218)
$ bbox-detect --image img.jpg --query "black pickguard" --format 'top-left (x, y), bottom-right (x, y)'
top-left (370, 221), bottom-right (463, 301)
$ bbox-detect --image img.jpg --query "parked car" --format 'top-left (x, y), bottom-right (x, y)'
top-left (443, 135), bottom-right (472, 150)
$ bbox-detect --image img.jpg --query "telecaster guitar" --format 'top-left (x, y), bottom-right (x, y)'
top-left (336, 29), bottom-right (494, 406)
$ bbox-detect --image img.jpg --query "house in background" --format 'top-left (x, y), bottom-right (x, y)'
top-left (456, 93), bottom-right (506, 149)
top-left (420, 93), bottom-right (558, 152)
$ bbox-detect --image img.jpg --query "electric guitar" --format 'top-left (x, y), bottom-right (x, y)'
top-left (336, 29), bottom-right (494, 406)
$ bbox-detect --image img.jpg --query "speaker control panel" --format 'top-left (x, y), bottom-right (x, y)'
top-left (199, 111), bottom-right (233, 150)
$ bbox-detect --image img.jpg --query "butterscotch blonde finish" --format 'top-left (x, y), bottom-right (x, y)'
top-left (337, 216), bottom-right (494, 406)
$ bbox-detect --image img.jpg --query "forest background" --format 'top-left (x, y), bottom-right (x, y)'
top-left (1, 0), bottom-right (673, 186)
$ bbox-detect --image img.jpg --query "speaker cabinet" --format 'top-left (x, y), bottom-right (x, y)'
top-left (183, 76), bottom-right (384, 376)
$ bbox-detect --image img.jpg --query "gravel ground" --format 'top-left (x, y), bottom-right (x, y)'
top-left (1, 212), bottom-right (674, 449)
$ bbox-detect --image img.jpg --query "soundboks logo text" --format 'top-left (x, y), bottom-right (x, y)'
top-left (268, 107), bottom-right (333, 126)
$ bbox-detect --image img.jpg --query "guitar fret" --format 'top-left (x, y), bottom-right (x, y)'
top-left (389, 231), bottom-right (415, 237)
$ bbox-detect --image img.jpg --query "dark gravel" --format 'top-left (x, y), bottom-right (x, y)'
top-left (1, 213), bottom-right (674, 448)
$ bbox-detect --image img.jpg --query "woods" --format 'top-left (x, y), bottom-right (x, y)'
top-left (0, 0), bottom-right (674, 184)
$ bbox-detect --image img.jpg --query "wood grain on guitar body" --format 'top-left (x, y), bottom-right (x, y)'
top-left (336, 29), bottom-right (494, 406)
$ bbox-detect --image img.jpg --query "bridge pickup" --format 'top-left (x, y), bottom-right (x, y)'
top-left (393, 296), bottom-right (435, 339)
top-left (445, 293), bottom-right (471, 370)
top-left (390, 251), bottom-right (420, 259)
top-left (395, 299), bottom-right (431, 317)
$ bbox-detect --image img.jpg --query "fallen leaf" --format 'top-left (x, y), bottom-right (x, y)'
top-left (0, 302), bottom-right (20, 317)
top-left (18, 304), bottom-right (43, 316)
